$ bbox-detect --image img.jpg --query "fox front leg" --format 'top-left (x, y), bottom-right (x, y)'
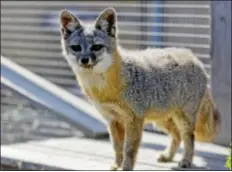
top-left (108, 120), bottom-right (125, 170)
top-left (121, 118), bottom-right (144, 170)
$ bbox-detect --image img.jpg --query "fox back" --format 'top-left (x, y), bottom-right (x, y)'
top-left (119, 47), bottom-right (208, 117)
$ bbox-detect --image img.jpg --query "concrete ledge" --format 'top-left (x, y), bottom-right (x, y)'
top-left (1, 132), bottom-right (228, 170)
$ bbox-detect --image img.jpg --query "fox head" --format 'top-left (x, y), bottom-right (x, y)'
top-left (60, 8), bottom-right (117, 73)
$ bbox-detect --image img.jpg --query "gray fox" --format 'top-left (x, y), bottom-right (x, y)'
top-left (59, 7), bottom-right (221, 170)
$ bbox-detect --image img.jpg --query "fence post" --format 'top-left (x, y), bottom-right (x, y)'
top-left (139, 1), bottom-right (148, 49)
top-left (210, 1), bottom-right (231, 146)
top-left (152, 0), bottom-right (163, 48)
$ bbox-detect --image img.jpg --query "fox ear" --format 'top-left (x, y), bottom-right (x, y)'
top-left (59, 10), bottom-right (82, 39)
top-left (94, 8), bottom-right (117, 37)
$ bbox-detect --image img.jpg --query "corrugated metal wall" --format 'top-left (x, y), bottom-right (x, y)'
top-left (1, 1), bottom-right (211, 97)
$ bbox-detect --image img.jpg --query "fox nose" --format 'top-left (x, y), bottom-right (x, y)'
top-left (80, 57), bottom-right (89, 65)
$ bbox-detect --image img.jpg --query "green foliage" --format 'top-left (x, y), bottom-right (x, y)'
top-left (226, 144), bottom-right (232, 170)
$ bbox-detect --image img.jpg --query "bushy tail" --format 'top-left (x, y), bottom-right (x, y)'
top-left (194, 89), bottom-right (221, 142)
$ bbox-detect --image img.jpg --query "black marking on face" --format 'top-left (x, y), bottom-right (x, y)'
top-left (91, 44), bottom-right (104, 51)
top-left (90, 53), bottom-right (97, 61)
top-left (70, 45), bottom-right (82, 52)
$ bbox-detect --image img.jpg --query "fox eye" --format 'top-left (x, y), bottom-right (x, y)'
top-left (91, 44), bottom-right (104, 51)
top-left (70, 45), bottom-right (82, 52)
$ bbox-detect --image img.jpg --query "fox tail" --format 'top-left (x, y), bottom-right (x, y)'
top-left (194, 89), bottom-right (221, 142)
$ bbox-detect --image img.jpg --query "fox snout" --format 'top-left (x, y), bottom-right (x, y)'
top-left (79, 53), bottom-right (98, 67)
top-left (80, 57), bottom-right (89, 65)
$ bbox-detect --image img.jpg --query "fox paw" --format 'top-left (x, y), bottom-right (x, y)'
top-left (178, 159), bottom-right (191, 168)
top-left (110, 164), bottom-right (119, 171)
top-left (157, 153), bottom-right (172, 162)
top-left (111, 167), bottom-right (127, 171)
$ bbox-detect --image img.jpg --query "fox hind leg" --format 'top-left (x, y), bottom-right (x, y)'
top-left (172, 109), bottom-right (196, 168)
top-left (157, 119), bottom-right (181, 162)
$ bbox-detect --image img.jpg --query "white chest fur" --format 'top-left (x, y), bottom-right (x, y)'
top-left (78, 72), bottom-right (106, 90)
top-left (92, 102), bottom-right (126, 124)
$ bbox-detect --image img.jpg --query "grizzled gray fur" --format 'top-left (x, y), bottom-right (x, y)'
top-left (120, 47), bottom-right (208, 118)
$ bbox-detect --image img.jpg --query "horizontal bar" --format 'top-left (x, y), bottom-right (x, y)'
top-left (1, 41), bottom-right (60, 50)
top-left (41, 77), bottom-right (76, 85)
top-left (1, 37), bottom-right (210, 50)
top-left (2, 41), bottom-right (210, 54)
top-left (119, 40), bottom-right (210, 49)
top-left (1, 1), bottom-right (210, 9)
top-left (1, 48), bottom-right (62, 58)
top-left (23, 66), bottom-right (74, 77)
top-left (1, 25), bottom-right (211, 39)
top-left (0, 57), bottom-right (69, 67)
top-left (1, 10), bottom-right (210, 19)
top-left (1, 18), bottom-right (211, 29)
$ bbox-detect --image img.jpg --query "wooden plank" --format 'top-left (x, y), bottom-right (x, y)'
top-left (1, 56), bottom-right (108, 138)
top-left (1, 132), bottom-right (228, 170)
top-left (210, 1), bottom-right (231, 146)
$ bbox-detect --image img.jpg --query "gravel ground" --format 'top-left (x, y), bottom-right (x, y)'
top-left (1, 85), bottom-right (84, 146)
